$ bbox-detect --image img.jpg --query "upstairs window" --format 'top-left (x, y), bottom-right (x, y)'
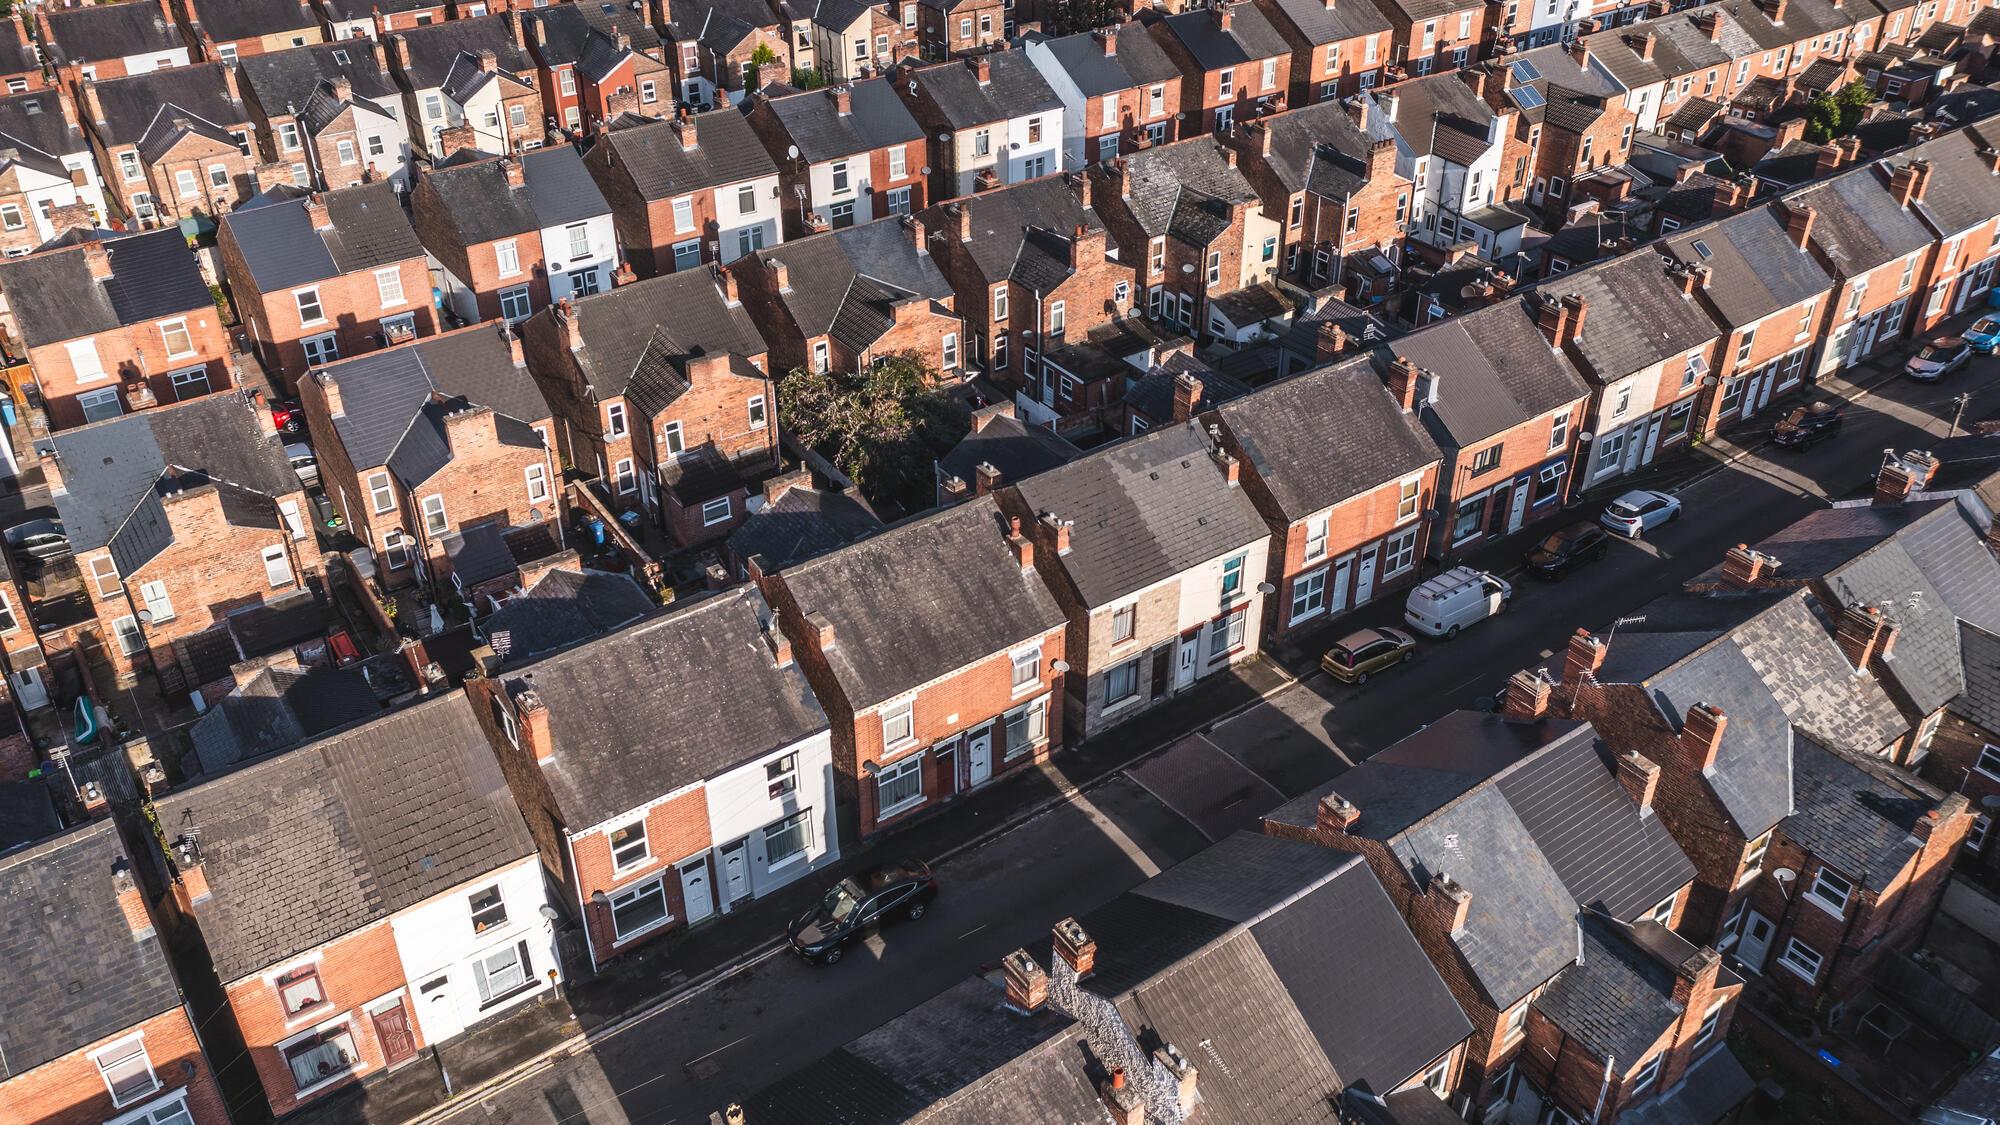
top-left (93, 1035), bottom-right (160, 1106)
top-left (1805, 867), bottom-right (1855, 915)
top-left (276, 965), bottom-right (327, 1016)
top-left (469, 885), bottom-right (508, 933)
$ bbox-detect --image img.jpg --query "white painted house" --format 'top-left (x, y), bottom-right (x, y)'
top-left (389, 854), bottom-right (560, 1046)
top-left (906, 51), bottom-right (1065, 198)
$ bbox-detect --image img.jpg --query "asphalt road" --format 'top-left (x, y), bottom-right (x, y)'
top-left (429, 359), bottom-right (2000, 1125)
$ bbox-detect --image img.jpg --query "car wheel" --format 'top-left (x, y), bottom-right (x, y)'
top-left (1668, 507), bottom-right (1681, 523)
top-left (1446, 624), bottom-right (1461, 640)
top-left (1401, 650), bottom-right (1413, 664)
top-left (822, 944), bottom-right (844, 965)
top-left (1355, 670), bottom-right (1370, 685)
top-left (906, 900), bottom-right (928, 921)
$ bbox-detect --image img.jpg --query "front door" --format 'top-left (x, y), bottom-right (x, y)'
top-left (720, 839), bottom-right (750, 906)
top-left (1736, 910), bottom-right (1776, 973)
top-left (1353, 550), bottom-right (1378, 605)
top-left (11, 665), bottom-right (47, 711)
top-left (967, 726), bottom-right (993, 787)
top-left (1174, 632), bottom-right (1199, 690)
top-left (1642, 417), bottom-right (1664, 465)
top-left (1150, 646), bottom-right (1172, 701)
top-left (372, 1000), bottom-right (417, 1067)
top-left (1507, 480), bottom-right (1531, 533)
top-left (1328, 555), bottom-right (1353, 615)
top-left (679, 857), bottom-right (715, 925)
top-left (418, 975), bottom-right (461, 1044)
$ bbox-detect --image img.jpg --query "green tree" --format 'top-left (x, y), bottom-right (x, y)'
top-left (778, 352), bottom-right (968, 512)
top-left (1834, 79), bottom-right (1872, 132)
top-left (1806, 80), bottom-right (1876, 141)
top-left (1044, 0), bottom-right (1123, 35)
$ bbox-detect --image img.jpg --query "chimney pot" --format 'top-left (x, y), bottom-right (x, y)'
top-left (1002, 948), bottom-right (1049, 1011)
top-left (1316, 792), bottom-right (1360, 835)
top-left (974, 460), bottom-right (1002, 496)
top-left (1875, 454), bottom-right (1920, 506)
top-left (516, 687), bottom-right (554, 762)
top-left (1721, 543), bottom-right (1779, 588)
top-left (1171, 372), bottom-right (1203, 423)
top-left (1429, 872), bottom-right (1472, 935)
top-left (1052, 917), bottom-right (1095, 977)
top-left (1562, 628), bottom-right (1608, 693)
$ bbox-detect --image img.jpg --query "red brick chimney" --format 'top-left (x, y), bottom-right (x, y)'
top-left (1670, 946), bottom-right (1721, 1009)
top-left (807, 610), bottom-right (836, 651)
top-left (1762, 0), bottom-right (1788, 22)
top-left (1560, 292), bottom-right (1587, 343)
top-left (1215, 0), bottom-right (1233, 32)
top-left (1503, 670), bottom-right (1552, 721)
top-left (1368, 136), bottom-right (1397, 181)
top-left (1423, 871), bottom-right (1472, 936)
top-left (315, 370), bottom-right (345, 417)
top-left (955, 202), bottom-right (972, 241)
top-left (1172, 372), bottom-right (1202, 422)
top-left (968, 54), bottom-right (991, 83)
top-left (1052, 918), bottom-right (1095, 978)
top-left (832, 86), bottom-right (852, 114)
top-left (250, 390), bottom-right (277, 437)
top-left (673, 110), bottom-right (698, 151)
top-left (1697, 9), bottom-right (1723, 39)
top-left (1890, 159), bottom-right (1932, 206)
top-left (390, 33), bottom-right (412, 71)
top-left (114, 862), bottom-right (155, 941)
top-left (1002, 948), bottom-right (1048, 1011)
top-left (1875, 453), bottom-right (1919, 505)
top-left (515, 687), bottom-right (554, 761)
top-left (1096, 27), bottom-right (1117, 55)
top-left (1006, 515), bottom-right (1034, 571)
top-left (82, 239), bottom-right (113, 281)
top-left (1679, 702), bottom-right (1727, 771)
top-left (1835, 603), bottom-right (1891, 670)
top-left (1901, 449), bottom-right (1940, 489)
top-left (974, 461), bottom-right (1001, 495)
top-left (555, 298), bottom-right (584, 351)
top-left (1637, 30), bottom-right (1656, 59)
top-left (476, 48), bottom-right (499, 73)
top-left (1314, 320), bottom-right (1346, 360)
top-left (1535, 293), bottom-right (1571, 347)
top-left (1563, 628), bottom-right (1607, 692)
top-left (1102, 1068), bottom-right (1144, 1125)
top-left (1386, 355), bottom-right (1422, 411)
top-left (1784, 202), bottom-right (1815, 250)
top-left (1720, 543), bottom-right (1779, 588)
top-left (502, 157), bottom-right (525, 188)
top-left (1316, 791), bottom-right (1360, 835)
top-left (1618, 750), bottom-right (1661, 813)
top-left (1039, 512), bottom-right (1072, 555)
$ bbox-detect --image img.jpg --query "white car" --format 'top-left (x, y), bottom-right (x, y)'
top-left (285, 443), bottom-right (319, 489)
top-left (1599, 490), bottom-right (1681, 538)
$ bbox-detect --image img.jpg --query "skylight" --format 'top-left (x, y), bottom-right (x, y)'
top-left (1510, 87), bottom-right (1546, 109)
top-left (1511, 60), bottom-right (1542, 82)
top-left (1691, 239), bottom-right (1713, 259)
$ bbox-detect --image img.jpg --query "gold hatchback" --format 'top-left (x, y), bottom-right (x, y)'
top-left (1321, 627), bottom-right (1418, 684)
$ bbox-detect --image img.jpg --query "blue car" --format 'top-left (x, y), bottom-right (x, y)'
top-left (1967, 315), bottom-right (2000, 353)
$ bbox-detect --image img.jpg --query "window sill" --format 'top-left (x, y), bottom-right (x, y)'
top-left (107, 1079), bottom-right (164, 1109)
top-left (1102, 692), bottom-right (1144, 716)
top-left (291, 1064), bottom-right (362, 1100)
top-left (1778, 958), bottom-right (1819, 985)
top-left (610, 913), bottom-right (674, 946)
top-left (475, 978), bottom-right (543, 1011)
top-left (767, 849), bottom-right (809, 873)
top-left (877, 795), bottom-right (927, 821)
top-left (1803, 892), bottom-right (1848, 921)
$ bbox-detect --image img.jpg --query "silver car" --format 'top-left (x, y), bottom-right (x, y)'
top-left (4, 517), bottom-right (69, 562)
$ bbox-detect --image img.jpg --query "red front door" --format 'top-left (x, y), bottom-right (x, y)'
top-left (372, 1001), bottom-right (417, 1067)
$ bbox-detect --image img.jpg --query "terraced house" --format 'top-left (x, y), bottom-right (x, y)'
top-left (583, 107), bottom-right (782, 275)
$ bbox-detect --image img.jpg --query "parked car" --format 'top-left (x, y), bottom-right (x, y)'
top-left (1523, 523), bottom-right (1612, 580)
top-left (1599, 489), bottom-right (1682, 538)
top-left (1404, 566), bottom-right (1510, 639)
top-left (4, 517), bottom-right (70, 563)
top-left (787, 861), bottom-right (938, 964)
top-left (286, 443), bottom-right (319, 489)
top-left (1771, 402), bottom-right (1845, 449)
top-left (1906, 337), bottom-right (1972, 381)
top-left (1965, 316), bottom-right (2000, 353)
top-left (1321, 627), bottom-right (1417, 684)
top-left (270, 399), bottom-right (304, 434)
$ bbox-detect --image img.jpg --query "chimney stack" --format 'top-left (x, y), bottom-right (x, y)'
top-left (250, 390), bottom-right (276, 438)
top-left (1875, 453), bottom-right (1920, 505)
top-left (832, 86), bottom-right (852, 115)
top-left (1316, 792), bottom-right (1360, 835)
top-left (1040, 512), bottom-right (1072, 555)
top-left (516, 687), bottom-right (554, 761)
top-left (1386, 355), bottom-right (1422, 411)
top-left (1002, 948), bottom-right (1048, 1011)
top-left (974, 460), bottom-right (1002, 496)
top-left (1215, 0), bottom-right (1233, 31)
top-left (1535, 293), bottom-right (1571, 348)
top-left (502, 157), bottom-right (525, 187)
top-left (673, 111), bottom-right (698, 151)
top-left (1618, 750), bottom-right (1661, 813)
top-left (1671, 946), bottom-right (1722, 1008)
top-left (1784, 202), bottom-right (1815, 250)
top-left (1052, 917), bottom-right (1095, 978)
top-left (1426, 872), bottom-right (1472, 936)
top-left (969, 54), bottom-right (991, 83)
top-left (1720, 543), bottom-right (1779, 588)
top-left (1101, 1068), bottom-right (1144, 1125)
top-left (1171, 372), bottom-right (1202, 423)
top-left (1890, 159), bottom-right (1932, 206)
top-left (113, 862), bottom-right (156, 942)
top-left (1502, 670), bottom-right (1552, 721)
top-left (1006, 516), bottom-right (1035, 571)
top-left (1562, 628), bottom-right (1607, 693)
top-left (304, 192), bottom-right (332, 231)
top-left (1679, 702), bottom-right (1727, 771)
top-left (807, 610), bottom-right (836, 651)
top-left (1638, 30), bottom-right (1656, 59)
top-left (315, 370), bottom-right (345, 417)
top-left (1835, 603), bottom-right (1891, 671)
top-left (1559, 291), bottom-right (1587, 344)
top-left (955, 202), bottom-right (972, 242)
top-left (1314, 320), bottom-right (1347, 360)
top-left (1097, 27), bottom-right (1117, 55)
top-left (82, 239), bottom-right (112, 281)
top-left (1901, 449), bottom-right (1940, 489)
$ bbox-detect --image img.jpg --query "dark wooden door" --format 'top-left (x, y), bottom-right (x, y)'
top-left (372, 1001), bottom-right (417, 1067)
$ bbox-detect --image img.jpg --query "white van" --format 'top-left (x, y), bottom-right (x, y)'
top-left (1404, 567), bottom-right (1511, 638)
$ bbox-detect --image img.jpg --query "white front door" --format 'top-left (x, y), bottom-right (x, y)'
top-left (967, 727), bottom-right (993, 787)
top-left (1642, 417), bottom-right (1664, 464)
top-left (679, 857), bottom-right (715, 925)
top-left (1736, 910), bottom-right (1776, 973)
top-left (1328, 555), bottom-right (1353, 615)
top-left (1507, 481), bottom-right (1531, 533)
top-left (418, 974), bottom-right (463, 1043)
top-left (1174, 633), bottom-right (1199, 690)
top-left (720, 839), bottom-right (750, 906)
top-left (1354, 550), bottom-right (1377, 605)
top-left (11, 665), bottom-right (47, 710)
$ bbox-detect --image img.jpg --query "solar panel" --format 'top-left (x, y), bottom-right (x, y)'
top-left (1510, 87), bottom-right (1546, 109)
top-left (1511, 60), bottom-right (1542, 82)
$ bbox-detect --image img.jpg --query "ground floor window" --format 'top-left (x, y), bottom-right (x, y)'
top-left (1291, 567), bottom-right (1327, 622)
top-left (1003, 696), bottom-right (1046, 759)
top-left (302, 332), bottom-right (339, 367)
top-left (1382, 528), bottom-right (1419, 575)
top-left (169, 366), bottom-right (210, 400)
top-left (1452, 494), bottom-right (1487, 542)
top-left (763, 809), bottom-right (811, 867)
top-left (672, 239), bottom-right (702, 272)
top-left (1778, 937), bottom-right (1823, 982)
top-left (1105, 658), bottom-right (1141, 704)
top-left (78, 387), bottom-right (123, 422)
top-left (107, 1091), bottom-right (194, 1125)
top-left (609, 878), bottom-right (670, 940)
top-left (877, 755), bottom-right (924, 817)
top-left (283, 1023), bottom-right (360, 1093)
top-left (1663, 399), bottom-right (1695, 441)
top-left (1208, 607), bottom-right (1247, 662)
top-left (472, 939), bottom-right (534, 1007)
top-left (500, 286), bottom-right (533, 322)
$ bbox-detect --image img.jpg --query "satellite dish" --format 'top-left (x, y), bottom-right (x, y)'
top-left (920, 165), bottom-right (932, 175)
top-left (786, 143), bottom-right (799, 159)
top-left (1982, 794), bottom-right (2000, 809)
top-left (1772, 867), bottom-right (1797, 882)
top-left (1578, 432), bottom-right (1594, 443)
top-left (938, 131), bottom-right (952, 140)
top-left (1052, 659), bottom-right (1071, 672)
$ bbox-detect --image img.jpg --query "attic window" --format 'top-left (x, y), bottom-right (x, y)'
top-left (1691, 239), bottom-right (1713, 260)
top-left (333, 48), bottom-right (350, 64)
top-left (22, 98), bottom-right (40, 115)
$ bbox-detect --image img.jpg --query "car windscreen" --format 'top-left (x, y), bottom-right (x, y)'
top-left (823, 880), bottom-right (865, 923)
top-left (1536, 533), bottom-right (1570, 553)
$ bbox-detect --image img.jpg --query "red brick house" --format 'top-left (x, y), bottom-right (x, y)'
top-left (1232, 102), bottom-right (1410, 297)
top-left (178, 0), bottom-right (323, 62)
top-left (755, 494), bottom-right (1068, 842)
top-left (919, 0), bottom-right (1009, 57)
top-left (0, 227), bottom-right (233, 430)
top-left (469, 586), bottom-right (834, 968)
top-left (1380, 294), bottom-right (1592, 558)
top-left (1153, 0), bottom-right (1295, 134)
top-left (658, 0), bottom-right (796, 111)
top-left (518, 267), bottom-right (778, 547)
top-left (0, 16), bottom-right (46, 94)
top-left (1253, 0), bottom-right (1394, 102)
top-left (299, 323), bottom-right (560, 592)
top-left (582, 108), bottom-right (783, 277)
top-left (217, 180), bottom-right (431, 389)
top-left (916, 175), bottom-right (1138, 427)
top-left (38, 391), bottom-right (314, 688)
top-left (524, 3), bottom-right (670, 136)
top-left (1782, 160), bottom-right (1935, 379)
top-left (235, 39), bottom-right (411, 192)
top-left (1022, 25), bottom-right (1185, 167)
top-left (157, 695), bottom-right (555, 1116)
top-left (1376, 0), bottom-right (1486, 76)
top-left (37, 0), bottom-right (191, 85)
top-left (746, 79), bottom-right (929, 237)
top-left (1210, 355), bottom-right (1442, 641)
top-left (1477, 42), bottom-right (1641, 219)
top-left (733, 215), bottom-right (964, 378)
top-left (1897, 129), bottom-right (2000, 332)
top-left (0, 821), bottom-right (232, 1125)
top-left (77, 63), bottom-right (258, 226)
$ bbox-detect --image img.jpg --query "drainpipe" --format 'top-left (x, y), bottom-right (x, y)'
top-left (1589, 1052), bottom-right (1616, 1124)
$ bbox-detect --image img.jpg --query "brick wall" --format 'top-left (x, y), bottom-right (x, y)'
top-left (0, 1006), bottom-right (230, 1125)
top-left (408, 407), bottom-right (558, 577)
top-left (410, 174), bottom-right (553, 322)
top-left (218, 221), bottom-right (434, 391)
top-left (571, 787), bottom-right (712, 960)
top-left (28, 314), bottom-right (232, 432)
top-left (1436, 401), bottom-right (1584, 557)
top-left (1920, 713), bottom-right (2000, 882)
top-left (220, 920), bottom-right (417, 1117)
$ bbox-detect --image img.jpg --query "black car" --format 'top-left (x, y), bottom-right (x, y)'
top-left (1771, 402), bottom-right (1844, 449)
top-left (1523, 523), bottom-right (1611, 580)
top-left (788, 861), bottom-right (938, 964)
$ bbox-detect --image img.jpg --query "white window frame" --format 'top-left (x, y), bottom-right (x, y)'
top-left (295, 287), bottom-right (326, 326)
top-left (496, 239), bottom-right (521, 277)
top-left (525, 463), bottom-right (550, 505)
top-left (158, 318), bottom-right (196, 359)
top-left (661, 420), bottom-right (685, 456)
top-left (876, 754), bottom-right (925, 817)
top-left (1778, 937), bottom-right (1823, 982)
top-left (92, 1034), bottom-right (161, 1107)
top-left (748, 394), bottom-right (768, 429)
top-left (1804, 867), bottom-right (1854, 917)
top-left (421, 494), bottom-right (448, 536)
top-left (262, 544), bottom-right (294, 588)
top-left (1630, 1053), bottom-right (1662, 1093)
top-left (138, 579), bottom-right (174, 623)
top-left (367, 472), bottom-right (395, 515)
top-left (881, 699), bottom-right (916, 750)
top-left (375, 266), bottom-right (405, 309)
top-left (763, 809), bottom-right (812, 868)
top-left (1290, 566), bottom-right (1327, 623)
top-left (609, 819), bottom-right (650, 870)
top-left (1009, 645), bottom-right (1040, 696)
top-left (700, 495), bottom-right (731, 525)
top-left (1303, 513), bottom-right (1329, 561)
top-left (608, 876), bottom-right (671, 940)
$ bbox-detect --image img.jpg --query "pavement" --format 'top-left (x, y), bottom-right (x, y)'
top-left (287, 319), bottom-right (2000, 1125)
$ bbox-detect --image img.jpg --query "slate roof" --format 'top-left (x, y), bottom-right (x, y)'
top-left (1787, 165), bottom-right (1936, 276)
top-left (222, 180), bottom-right (421, 293)
top-left (0, 226), bottom-right (210, 348)
top-left (1730, 593), bottom-right (1907, 757)
top-left (921, 175), bottom-right (1103, 288)
top-left (1011, 420), bottom-right (1270, 608)
top-left (0, 89), bottom-right (94, 163)
top-left (663, 0), bottom-right (778, 54)
top-left (1534, 916), bottom-right (1692, 1064)
top-left (481, 563), bottom-right (656, 665)
top-left (1384, 71), bottom-right (1495, 164)
top-left (187, 0), bottom-right (316, 41)
top-left (936, 410), bottom-right (1080, 490)
top-left (762, 78), bottom-right (924, 163)
top-left (41, 0), bottom-right (182, 66)
top-left (43, 392), bottom-right (297, 575)
top-left (727, 484), bottom-right (882, 572)
top-left (315, 325), bottom-right (548, 487)
top-left (1786, 735), bottom-right (1941, 892)
top-left (0, 822), bottom-right (184, 1078)
top-left (1215, 355), bottom-right (1440, 521)
top-left (503, 587), bottom-right (825, 826)
top-left (86, 63), bottom-right (248, 149)
top-left (1267, 0), bottom-right (1392, 45)
top-left (590, 106), bottom-right (777, 199)
top-left (1031, 25), bottom-right (1181, 98)
top-left (776, 495), bottom-right (1064, 707)
top-left (0, 20), bottom-right (30, 79)
top-left (1161, 2), bottom-right (1292, 68)
top-left (1384, 295), bottom-right (1592, 451)
top-left (1254, 95), bottom-right (1387, 199)
top-left (187, 661), bottom-right (392, 774)
top-left (1640, 637), bottom-right (1796, 836)
top-left (1123, 352), bottom-right (1252, 424)
top-left (1540, 251), bottom-right (1719, 383)
top-left (0, 779), bottom-right (60, 853)
top-left (1120, 135), bottom-right (1258, 245)
top-left (161, 694), bottom-right (535, 980)
top-left (1953, 624), bottom-right (2000, 733)
top-left (754, 217), bottom-right (955, 342)
top-left (390, 15), bottom-right (537, 88)
top-left (419, 145), bottom-right (610, 252)
top-left (556, 266), bottom-right (766, 400)
top-left (522, 2), bottom-right (663, 65)
top-left (1663, 203), bottom-right (1835, 328)
top-left (1620, 1045), bottom-right (1757, 1125)
top-left (909, 51), bottom-right (1062, 129)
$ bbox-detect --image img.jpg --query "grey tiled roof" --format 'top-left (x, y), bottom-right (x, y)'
top-left (726, 485), bottom-right (882, 572)
top-left (776, 495), bottom-right (1066, 708)
top-left (755, 217), bottom-right (954, 340)
top-left (1785, 735), bottom-right (1939, 893)
top-left (1161, 2), bottom-right (1292, 68)
top-left (1731, 593), bottom-right (1907, 757)
top-left (1538, 247), bottom-right (1720, 384)
top-left (504, 587), bottom-right (828, 826)
top-left (1268, 0), bottom-right (1392, 44)
top-left (594, 106), bottom-right (779, 199)
top-left (910, 51), bottom-right (1062, 128)
top-left (88, 63), bottom-right (248, 148)
top-left (1032, 25), bottom-right (1181, 98)
top-left (160, 693), bottom-right (536, 980)
top-left (762, 78), bottom-right (924, 164)
top-left (1120, 135), bottom-right (1258, 243)
top-left (1124, 353), bottom-right (1252, 424)
top-left (1534, 916), bottom-right (1687, 1063)
top-left (188, 662), bottom-right (390, 775)
top-left (1664, 204), bottom-right (1835, 329)
top-left (44, 392), bottom-right (297, 575)
top-left (921, 176), bottom-right (1100, 286)
top-left (41, 0), bottom-right (181, 66)
top-left (0, 226), bottom-right (210, 348)
top-left (1216, 355), bottom-right (1440, 520)
top-left (556, 265), bottom-right (767, 400)
top-left (391, 15), bottom-right (536, 87)
top-left (0, 780), bottom-right (59, 853)
top-left (1011, 420), bottom-right (1271, 608)
top-left (222, 180), bottom-right (422, 293)
top-left (1386, 295), bottom-right (1592, 451)
top-left (936, 410), bottom-right (1080, 489)
top-left (482, 564), bottom-right (657, 665)
top-left (1643, 638), bottom-right (1795, 837)
top-left (419, 145), bottom-right (610, 246)
top-left (1786, 166), bottom-right (1936, 276)
top-left (0, 89), bottom-right (93, 163)
top-left (187, 0), bottom-right (316, 40)
top-left (523, 2), bottom-right (662, 66)
top-left (0, 822), bottom-right (184, 1076)
top-left (1955, 623), bottom-right (2000, 733)
top-left (1382, 71), bottom-right (1495, 163)
top-left (238, 42), bottom-right (404, 118)
top-left (1619, 1044), bottom-right (1757, 1125)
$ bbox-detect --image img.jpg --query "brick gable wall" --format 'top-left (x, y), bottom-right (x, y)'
top-left (26, 315), bottom-right (232, 432)
top-left (0, 1006), bottom-right (230, 1125)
